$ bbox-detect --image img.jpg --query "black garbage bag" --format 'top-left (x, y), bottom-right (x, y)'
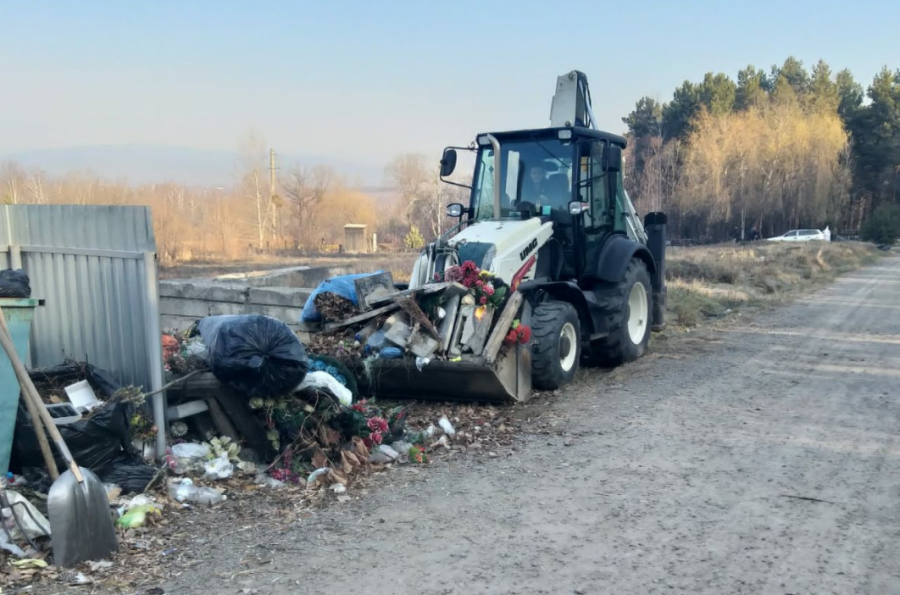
top-left (197, 314), bottom-right (309, 398)
top-left (0, 269), bottom-right (31, 298)
top-left (12, 363), bottom-right (157, 494)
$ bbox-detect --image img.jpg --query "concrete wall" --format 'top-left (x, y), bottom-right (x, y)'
top-left (159, 280), bottom-right (314, 331)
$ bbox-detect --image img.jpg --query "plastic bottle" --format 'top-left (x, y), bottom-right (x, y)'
top-left (168, 478), bottom-right (227, 505)
top-left (366, 330), bottom-right (387, 350)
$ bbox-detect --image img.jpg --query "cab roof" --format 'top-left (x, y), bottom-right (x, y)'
top-left (479, 126), bottom-right (627, 148)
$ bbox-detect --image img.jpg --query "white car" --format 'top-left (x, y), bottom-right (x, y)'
top-left (767, 229), bottom-right (826, 242)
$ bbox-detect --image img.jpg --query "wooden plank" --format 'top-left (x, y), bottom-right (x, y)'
top-left (353, 271), bottom-right (395, 311)
top-left (321, 302), bottom-right (400, 332)
top-left (462, 305), bottom-right (495, 356)
top-left (483, 291), bottom-right (524, 365)
top-left (213, 386), bottom-right (273, 459)
top-left (367, 282), bottom-right (468, 308)
top-left (205, 397), bottom-right (241, 442)
top-left (449, 305), bottom-right (473, 357)
top-left (438, 294), bottom-right (461, 353)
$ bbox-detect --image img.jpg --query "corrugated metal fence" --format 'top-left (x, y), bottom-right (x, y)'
top-left (0, 205), bottom-right (163, 395)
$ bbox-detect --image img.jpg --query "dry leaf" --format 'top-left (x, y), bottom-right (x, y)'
top-left (311, 449), bottom-right (329, 470)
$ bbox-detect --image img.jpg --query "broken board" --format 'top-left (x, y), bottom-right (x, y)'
top-left (367, 282), bottom-right (468, 308)
top-left (353, 271), bottom-right (395, 311)
top-left (322, 302), bottom-right (400, 333)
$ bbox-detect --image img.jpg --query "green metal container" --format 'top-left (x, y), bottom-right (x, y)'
top-left (0, 298), bottom-right (40, 476)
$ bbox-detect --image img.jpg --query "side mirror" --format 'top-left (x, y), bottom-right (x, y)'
top-left (440, 148), bottom-right (457, 177)
top-left (446, 203), bottom-right (465, 218)
top-left (605, 145), bottom-right (622, 172)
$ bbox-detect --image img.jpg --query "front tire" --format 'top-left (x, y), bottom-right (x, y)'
top-left (586, 259), bottom-right (653, 366)
top-left (531, 301), bottom-right (581, 390)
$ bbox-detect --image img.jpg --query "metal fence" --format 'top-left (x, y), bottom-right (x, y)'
top-left (0, 205), bottom-right (163, 399)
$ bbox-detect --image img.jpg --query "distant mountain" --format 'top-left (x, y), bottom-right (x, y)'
top-left (2, 145), bottom-right (384, 187)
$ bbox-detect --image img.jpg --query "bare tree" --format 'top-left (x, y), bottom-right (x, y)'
top-left (237, 132), bottom-right (272, 249)
top-left (282, 165), bottom-right (335, 247)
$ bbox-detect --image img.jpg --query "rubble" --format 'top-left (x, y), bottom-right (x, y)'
top-left (1, 261), bottom-right (543, 592)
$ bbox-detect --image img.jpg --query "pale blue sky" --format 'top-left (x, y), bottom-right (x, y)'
top-left (1, 1), bottom-right (898, 179)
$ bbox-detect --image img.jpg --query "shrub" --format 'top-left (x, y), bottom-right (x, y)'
top-left (861, 203), bottom-right (900, 245)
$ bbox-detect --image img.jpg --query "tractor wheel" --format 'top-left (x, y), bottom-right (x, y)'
top-left (585, 258), bottom-right (653, 366)
top-left (531, 300), bottom-right (581, 390)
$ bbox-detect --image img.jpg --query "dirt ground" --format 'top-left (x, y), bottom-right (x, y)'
top-left (124, 254), bottom-right (899, 594)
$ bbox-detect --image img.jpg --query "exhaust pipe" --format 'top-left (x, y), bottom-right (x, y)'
top-left (644, 212), bottom-right (667, 331)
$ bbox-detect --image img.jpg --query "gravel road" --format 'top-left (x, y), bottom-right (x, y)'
top-left (171, 255), bottom-right (900, 595)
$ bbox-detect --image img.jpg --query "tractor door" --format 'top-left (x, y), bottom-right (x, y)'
top-left (575, 140), bottom-right (618, 270)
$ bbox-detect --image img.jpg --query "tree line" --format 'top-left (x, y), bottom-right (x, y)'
top-left (622, 57), bottom-right (900, 241)
top-left (0, 133), bottom-right (459, 265)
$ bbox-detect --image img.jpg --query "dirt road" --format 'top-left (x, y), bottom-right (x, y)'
top-left (171, 255), bottom-right (900, 595)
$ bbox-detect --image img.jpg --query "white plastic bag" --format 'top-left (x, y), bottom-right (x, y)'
top-left (203, 453), bottom-right (234, 479)
top-left (369, 444), bottom-right (400, 464)
top-left (169, 442), bottom-right (211, 475)
top-left (2, 490), bottom-right (50, 539)
top-left (298, 371), bottom-right (353, 406)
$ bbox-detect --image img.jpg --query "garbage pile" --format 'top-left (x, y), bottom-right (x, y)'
top-left (301, 262), bottom-right (531, 369)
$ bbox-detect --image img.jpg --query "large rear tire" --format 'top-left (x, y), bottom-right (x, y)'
top-left (586, 259), bottom-right (653, 366)
top-left (532, 301), bottom-right (581, 390)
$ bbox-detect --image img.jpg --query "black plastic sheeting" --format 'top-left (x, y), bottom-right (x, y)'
top-left (197, 314), bottom-right (309, 398)
top-left (11, 363), bottom-right (156, 494)
top-left (0, 269), bottom-right (31, 298)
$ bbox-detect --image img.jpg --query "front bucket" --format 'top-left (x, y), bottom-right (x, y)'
top-left (359, 344), bottom-right (532, 404)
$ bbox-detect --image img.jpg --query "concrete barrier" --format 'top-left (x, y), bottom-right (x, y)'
top-left (158, 265), bottom-right (346, 331)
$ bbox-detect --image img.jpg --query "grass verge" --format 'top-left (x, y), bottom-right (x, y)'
top-left (665, 241), bottom-right (881, 328)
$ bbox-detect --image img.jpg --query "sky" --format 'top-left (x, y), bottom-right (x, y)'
top-left (1, 0), bottom-right (899, 184)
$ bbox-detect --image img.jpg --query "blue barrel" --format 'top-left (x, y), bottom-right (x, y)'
top-left (0, 298), bottom-right (40, 476)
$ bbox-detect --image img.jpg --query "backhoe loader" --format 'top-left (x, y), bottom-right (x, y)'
top-left (364, 70), bottom-right (667, 402)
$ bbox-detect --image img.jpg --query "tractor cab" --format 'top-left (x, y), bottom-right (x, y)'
top-left (440, 126), bottom-right (632, 282)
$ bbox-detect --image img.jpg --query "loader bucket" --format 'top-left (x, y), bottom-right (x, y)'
top-left (359, 343), bottom-right (532, 404)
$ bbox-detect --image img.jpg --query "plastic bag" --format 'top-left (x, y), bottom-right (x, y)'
top-left (168, 442), bottom-right (210, 475)
top-left (198, 315), bottom-right (309, 398)
top-left (203, 453), bottom-right (234, 479)
top-left (298, 371), bottom-right (353, 406)
top-left (2, 490), bottom-right (50, 540)
top-left (0, 269), bottom-right (31, 298)
top-left (168, 478), bottom-right (226, 505)
top-left (12, 364), bottom-right (156, 494)
top-left (300, 271), bottom-right (385, 323)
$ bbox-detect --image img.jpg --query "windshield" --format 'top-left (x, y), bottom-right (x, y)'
top-left (471, 137), bottom-right (573, 220)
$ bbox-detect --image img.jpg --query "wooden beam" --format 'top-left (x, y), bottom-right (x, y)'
top-left (322, 302), bottom-right (400, 332)
top-left (483, 291), bottom-right (523, 366)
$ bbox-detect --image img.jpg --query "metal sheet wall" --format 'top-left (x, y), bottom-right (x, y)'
top-left (1, 205), bottom-right (161, 390)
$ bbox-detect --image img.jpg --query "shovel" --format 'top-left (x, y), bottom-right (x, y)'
top-left (0, 304), bottom-right (118, 567)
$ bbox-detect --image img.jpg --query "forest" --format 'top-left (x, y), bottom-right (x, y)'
top-left (622, 57), bottom-right (900, 242)
top-left (2, 57), bottom-right (899, 262)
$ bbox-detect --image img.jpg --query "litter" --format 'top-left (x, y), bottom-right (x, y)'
top-left (168, 478), bottom-right (226, 505)
top-left (438, 416), bottom-right (456, 437)
top-left (116, 503), bottom-right (161, 528)
top-left (369, 444), bottom-right (400, 464)
top-left (298, 371), bottom-right (353, 406)
top-left (203, 453), bottom-right (234, 480)
top-left (197, 314), bottom-right (309, 398)
top-left (305, 467), bottom-right (330, 489)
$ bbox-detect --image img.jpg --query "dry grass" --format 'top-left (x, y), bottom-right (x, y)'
top-left (665, 241), bottom-right (880, 327)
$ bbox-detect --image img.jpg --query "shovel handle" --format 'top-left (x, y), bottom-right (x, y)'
top-left (0, 304), bottom-right (84, 483)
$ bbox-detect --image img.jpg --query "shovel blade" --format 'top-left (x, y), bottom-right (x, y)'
top-left (48, 466), bottom-right (118, 567)
top-left (359, 344), bottom-right (532, 403)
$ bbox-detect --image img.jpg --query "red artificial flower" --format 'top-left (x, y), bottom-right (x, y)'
top-left (517, 326), bottom-right (532, 343)
top-left (367, 417), bottom-right (389, 434)
top-left (370, 431), bottom-right (383, 445)
top-left (504, 329), bottom-right (518, 345)
top-left (483, 283), bottom-right (495, 297)
top-left (480, 296), bottom-right (488, 305)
